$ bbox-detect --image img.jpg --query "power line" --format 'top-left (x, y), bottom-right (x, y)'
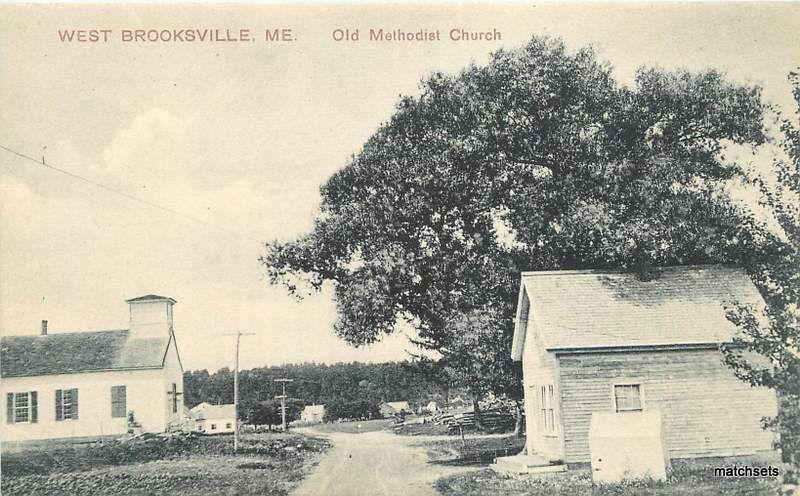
top-left (0, 143), bottom-right (266, 243)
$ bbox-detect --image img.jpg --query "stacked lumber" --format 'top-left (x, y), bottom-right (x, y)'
top-left (425, 408), bottom-right (515, 432)
top-left (446, 409), bottom-right (515, 433)
top-left (430, 412), bottom-right (455, 425)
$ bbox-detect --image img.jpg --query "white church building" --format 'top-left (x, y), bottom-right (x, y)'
top-left (1, 295), bottom-right (185, 443)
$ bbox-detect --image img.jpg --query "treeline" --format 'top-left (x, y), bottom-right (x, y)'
top-left (323, 400), bottom-right (380, 422)
top-left (183, 361), bottom-right (455, 422)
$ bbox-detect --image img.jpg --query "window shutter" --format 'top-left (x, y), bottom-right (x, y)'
top-left (55, 389), bottom-right (63, 421)
top-left (537, 386), bottom-right (545, 429)
top-left (6, 392), bottom-right (14, 424)
top-left (71, 389), bottom-right (78, 420)
top-left (30, 391), bottom-right (38, 423)
top-left (111, 386), bottom-right (126, 418)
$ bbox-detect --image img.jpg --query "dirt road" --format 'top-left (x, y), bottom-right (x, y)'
top-left (292, 429), bottom-right (476, 496)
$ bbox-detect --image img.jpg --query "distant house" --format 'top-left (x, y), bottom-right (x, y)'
top-left (509, 265), bottom-right (777, 468)
top-left (425, 401), bottom-right (439, 413)
top-left (379, 401), bottom-right (411, 417)
top-left (1, 295), bottom-right (185, 443)
top-left (300, 404), bottom-right (325, 423)
top-left (190, 402), bottom-right (236, 434)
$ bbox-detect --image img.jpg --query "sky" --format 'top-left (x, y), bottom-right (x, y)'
top-left (1, 3), bottom-right (798, 371)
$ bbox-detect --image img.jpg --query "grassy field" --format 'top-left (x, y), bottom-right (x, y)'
top-left (307, 418), bottom-right (395, 434)
top-left (393, 420), bottom-right (453, 436)
top-left (1, 432), bottom-right (330, 496)
top-left (435, 455), bottom-right (786, 496)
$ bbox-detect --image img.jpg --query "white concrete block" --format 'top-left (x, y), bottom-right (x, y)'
top-left (589, 410), bottom-right (670, 483)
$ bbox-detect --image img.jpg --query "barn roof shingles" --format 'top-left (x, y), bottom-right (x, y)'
top-left (515, 265), bottom-right (764, 354)
top-left (1, 330), bottom-right (169, 378)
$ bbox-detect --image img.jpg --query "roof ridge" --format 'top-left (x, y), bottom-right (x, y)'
top-left (126, 294), bottom-right (177, 303)
top-left (520, 263), bottom-right (739, 277)
top-left (1, 329), bottom-right (129, 339)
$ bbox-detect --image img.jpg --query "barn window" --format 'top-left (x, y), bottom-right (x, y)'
top-left (55, 388), bottom-right (79, 421)
top-left (6, 392), bottom-right (37, 424)
top-left (226, 423), bottom-right (232, 429)
top-left (211, 423), bottom-right (217, 430)
top-left (538, 384), bottom-right (556, 432)
top-left (614, 384), bottom-right (643, 412)
top-left (111, 386), bottom-right (127, 418)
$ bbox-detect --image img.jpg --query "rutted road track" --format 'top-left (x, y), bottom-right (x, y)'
top-left (292, 429), bottom-right (477, 496)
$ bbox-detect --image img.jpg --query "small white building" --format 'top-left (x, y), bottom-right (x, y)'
top-left (190, 402), bottom-right (236, 434)
top-left (379, 401), bottom-right (411, 417)
top-left (300, 404), bottom-right (325, 423)
top-left (507, 265), bottom-right (777, 470)
top-left (1, 295), bottom-right (185, 443)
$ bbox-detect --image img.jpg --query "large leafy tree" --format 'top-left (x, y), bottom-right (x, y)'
top-left (261, 37), bottom-right (778, 415)
top-left (723, 71), bottom-right (800, 474)
top-left (441, 308), bottom-right (520, 430)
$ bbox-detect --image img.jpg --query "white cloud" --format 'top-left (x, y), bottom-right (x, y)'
top-left (101, 108), bottom-right (192, 195)
top-left (0, 108), bottom-right (415, 370)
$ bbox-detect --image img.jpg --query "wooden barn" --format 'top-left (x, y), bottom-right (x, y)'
top-left (509, 265), bottom-right (777, 468)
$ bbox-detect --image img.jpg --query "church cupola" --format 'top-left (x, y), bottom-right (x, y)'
top-left (126, 294), bottom-right (176, 339)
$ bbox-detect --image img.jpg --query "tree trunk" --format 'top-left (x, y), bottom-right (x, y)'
top-left (473, 395), bottom-right (484, 431)
top-left (514, 400), bottom-right (524, 438)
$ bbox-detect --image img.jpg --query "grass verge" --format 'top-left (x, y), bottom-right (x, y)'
top-left (434, 455), bottom-right (785, 496)
top-left (1, 432), bottom-right (330, 496)
top-left (416, 434), bottom-right (525, 465)
top-left (393, 421), bottom-right (453, 436)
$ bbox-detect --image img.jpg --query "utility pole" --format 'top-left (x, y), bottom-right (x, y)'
top-left (223, 331), bottom-right (255, 452)
top-left (274, 378), bottom-right (294, 431)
